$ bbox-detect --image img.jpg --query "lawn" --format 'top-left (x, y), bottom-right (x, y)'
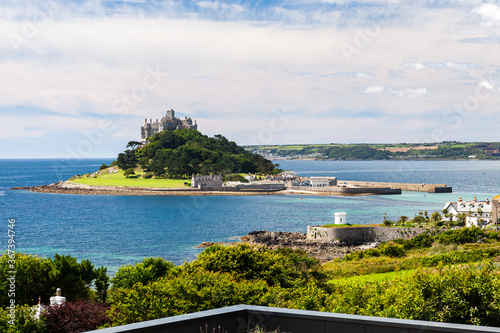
top-left (70, 169), bottom-right (190, 188)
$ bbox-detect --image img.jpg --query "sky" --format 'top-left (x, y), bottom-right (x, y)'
top-left (1, 0), bottom-right (500, 158)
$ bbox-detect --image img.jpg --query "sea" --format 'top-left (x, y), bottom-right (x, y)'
top-left (1, 158), bottom-right (499, 274)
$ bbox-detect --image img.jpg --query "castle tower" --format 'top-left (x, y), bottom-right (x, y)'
top-left (167, 109), bottom-right (175, 119)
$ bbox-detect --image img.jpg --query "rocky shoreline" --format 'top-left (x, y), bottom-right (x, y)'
top-left (199, 230), bottom-right (378, 262)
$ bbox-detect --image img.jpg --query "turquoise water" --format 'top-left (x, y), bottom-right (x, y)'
top-left (1, 159), bottom-right (499, 273)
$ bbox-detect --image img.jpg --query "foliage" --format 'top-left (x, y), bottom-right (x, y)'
top-left (123, 168), bottom-right (136, 178)
top-left (42, 300), bottom-right (111, 333)
top-left (142, 172), bottom-right (153, 179)
top-left (107, 270), bottom-right (275, 325)
top-left (322, 145), bottom-right (391, 160)
top-left (402, 233), bottom-right (434, 250)
top-left (111, 257), bottom-right (175, 290)
top-left (99, 164), bottom-right (108, 170)
top-left (249, 142), bottom-right (500, 160)
top-left (116, 150), bottom-right (137, 170)
top-left (436, 227), bottom-right (486, 245)
top-left (379, 243), bottom-right (405, 257)
top-left (0, 253), bottom-right (108, 306)
top-left (187, 244), bottom-right (327, 288)
top-left (329, 262), bottom-right (500, 326)
top-left (0, 305), bottom-right (46, 333)
top-left (131, 129), bottom-right (281, 178)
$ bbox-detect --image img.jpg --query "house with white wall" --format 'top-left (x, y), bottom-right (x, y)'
top-left (442, 197), bottom-right (500, 228)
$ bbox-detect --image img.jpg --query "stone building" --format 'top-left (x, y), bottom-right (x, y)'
top-left (191, 174), bottom-right (223, 188)
top-left (141, 109), bottom-right (197, 143)
top-left (309, 177), bottom-right (337, 187)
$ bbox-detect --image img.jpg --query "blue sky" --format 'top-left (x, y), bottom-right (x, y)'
top-left (1, 0), bottom-right (500, 158)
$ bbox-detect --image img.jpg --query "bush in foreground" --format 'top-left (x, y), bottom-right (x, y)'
top-left (42, 300), bottom-right (110, 333)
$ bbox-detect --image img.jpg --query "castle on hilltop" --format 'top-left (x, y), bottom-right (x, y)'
top-left (140, 109), bottom-right (197, 143)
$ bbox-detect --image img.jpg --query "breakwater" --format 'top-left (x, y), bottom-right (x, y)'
top-left (339, 180), bottom-right (452, 193)
top-left (285, 186), bottom-right (401, 195)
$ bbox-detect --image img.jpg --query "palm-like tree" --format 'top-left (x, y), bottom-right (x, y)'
top-left (399, 215), bottom-right (408, 226)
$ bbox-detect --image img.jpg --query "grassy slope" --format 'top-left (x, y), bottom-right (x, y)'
top-left (70, 169), bottom-right (189, 188)
top-left (332, 269), bottom-right (416, 283)
top-left (324, 241), bottom-right (500, 283)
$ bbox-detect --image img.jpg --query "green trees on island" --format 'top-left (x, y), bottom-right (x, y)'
top-left (116, 129), bottom-right (281, 178)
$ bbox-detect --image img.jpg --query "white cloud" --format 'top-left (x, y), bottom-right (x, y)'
top-left (403, 62), bottom-right (426, 70)
top-left (364, 85), bottom-right (430, 98)
top-left (387, 87), bottom-right (430, 98)
top-left (196, 1), bottom-right (245, 14)
top-left (402, 61), bottom-right (478, 72)
top-left (472, 3), bottom-right (500, 23)
top-left (479, 80), bottom-right (496, 90)
top-left (364, 85), bottom-right (385, 94)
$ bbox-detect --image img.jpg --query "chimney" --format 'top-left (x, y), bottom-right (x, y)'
top-left (473, 197), bottom-right (477, 202)
top-left (486, 198), bottom-right (490, 205)
top-left (459, 197), bottom-right (462, 202)
top-left (145, 119), bottom-right (147, 124)
top-left (50, 288), bottom-right (66, 306)
top-left (150, 119), bottom-right (152, 123)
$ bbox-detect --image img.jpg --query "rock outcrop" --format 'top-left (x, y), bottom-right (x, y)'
top-left (240, 230), bottom-right (378, 262)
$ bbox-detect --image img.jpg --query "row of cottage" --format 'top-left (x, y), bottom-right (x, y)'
top-left (191, 174), bottom-right (337, 188)
top-left (443, 196), bottom-right (500, 228)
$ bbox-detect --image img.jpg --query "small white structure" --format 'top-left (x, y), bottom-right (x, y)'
top-left (335, 212), bottom-right (347, 224)
top-left (50, 288), bottom-right (66, 306)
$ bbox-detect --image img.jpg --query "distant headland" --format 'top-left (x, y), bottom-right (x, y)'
top-left (247, 142), bottom-right (500, 161)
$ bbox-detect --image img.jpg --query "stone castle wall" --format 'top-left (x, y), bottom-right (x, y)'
top-left (307, 226), bottom-right (430, 244)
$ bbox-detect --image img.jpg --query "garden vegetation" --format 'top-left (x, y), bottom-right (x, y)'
top-left (1, 227), bottom-right (499, 332)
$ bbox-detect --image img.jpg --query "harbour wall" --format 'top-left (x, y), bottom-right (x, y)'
top-left (286, 186), bottom-right (401, 195)
top-left (339, 180), bottom-right (452, 193)
top-left (307, 226), bottom-right (431, 244)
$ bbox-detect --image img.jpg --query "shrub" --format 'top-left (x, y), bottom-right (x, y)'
top-left (42, 300), bottom-right (111, 333)
top-left (187, 244), bottom-right (326, 288)
top-left (345, 248), bottom-right (381, 261)
top-left (436, 227), bottom-right (486, 245)
top-left (107, 270), bottom-right (275, 326)
top-left (487, 231), bottom-right (500, 240)
top-left (403, 233), bottom-right (434, 250)
top-left (427, 243), bottom-right (459, 256)
top-left (123, 168), bottom-right (136, 178)
top-left (0, 305), bottom-right (46, 333)
top-left (379, 243), bottom-right (405, 257)
top-left (412, 215), bottom-right (426, 224)
top-left (99, 164), bottom-right (108, 170)
top-left (0, 253), bottom-right (108, 306)
top-left (111, 257), bottom-right (175, 290)
top-left (142, 172), bottom-right (153, 179)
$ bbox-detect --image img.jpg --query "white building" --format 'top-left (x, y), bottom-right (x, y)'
top-left (442, 197), bottom-right (500, 228)
top-left (335, 212), bottom-right (347, 224)
top-left (309, 177), bottom-right (337, 187)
